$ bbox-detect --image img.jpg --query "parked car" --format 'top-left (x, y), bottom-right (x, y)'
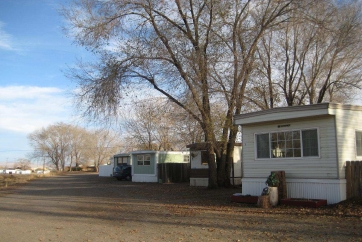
top-left (113, 165), bottom-right (132, 181)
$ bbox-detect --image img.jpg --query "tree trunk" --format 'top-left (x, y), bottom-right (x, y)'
top-left (216, 152), bottom-right (226, 187)
top-left (207, 146), bottom-right (218, 189)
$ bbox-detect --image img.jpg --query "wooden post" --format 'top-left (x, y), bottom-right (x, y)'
top-left (353, 162), bottom-right (357, 197)
top-left (346, 161), bottom-right (351, 199)
top-left (356, 161), bottom-right (362, 197)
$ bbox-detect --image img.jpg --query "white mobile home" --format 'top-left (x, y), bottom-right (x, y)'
top-left (233, 103), bottom-right (362, 204)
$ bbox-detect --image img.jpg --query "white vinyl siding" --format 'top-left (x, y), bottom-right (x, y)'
top-left (332, 108), bottom-right (362, 178)
top-left (242, 115), bottom-right (337, 179)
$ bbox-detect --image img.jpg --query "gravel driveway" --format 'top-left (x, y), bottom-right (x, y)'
top-left (0, 173), bottom-right (361, 242)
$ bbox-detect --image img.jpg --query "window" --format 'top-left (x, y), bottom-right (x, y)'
top-left (183, 155), bottom-right (190, 163)
top-left (270, 131), bottom-right (301, 158)
top-left (116, 156), bottom-right (129, 166)
top-left (255, 129), bottom-right (319, 159)
top-left (302, 129), bottom-right (319, 157)
top-left (256, 134), bottom-right (269, 158)
top-left (356, 131), bottom-right (362, 156)
top-left (137, 154), bottom-right (151, 166)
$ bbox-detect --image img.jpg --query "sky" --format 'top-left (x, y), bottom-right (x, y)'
top-left (0, 0), bottom-right (93, 166)
top-left (1, 0), bottom-right (362, 167)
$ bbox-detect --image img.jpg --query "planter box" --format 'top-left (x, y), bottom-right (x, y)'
top-left (280, 198), bottom-right (327, 208)
top-left (231, 194), bottom-right (258, 204)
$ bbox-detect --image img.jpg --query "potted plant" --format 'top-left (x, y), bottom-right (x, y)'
top-left (265, 172), bottom-right (279, 206)
top-left (265, 172), bottom-right (279, 187)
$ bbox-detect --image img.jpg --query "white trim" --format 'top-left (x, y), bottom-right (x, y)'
top-left (234, 103), bottom-right (362, 126)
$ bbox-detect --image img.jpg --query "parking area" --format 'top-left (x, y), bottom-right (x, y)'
top-left (0, 173), bottom-right (361, 242)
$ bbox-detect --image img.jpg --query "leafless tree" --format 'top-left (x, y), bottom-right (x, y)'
top-left (28, 123), bottom-right (71, 171)
top-left (67, 125), bottom-right (89, 171)
top-left (14, 158), bottom-right (32, 170)
top-left (28, 123), bottom-right (121, 172)
top-left (84, 129), bottom-right (121, 171)
top-left (250, 1), bottom-right (362, 108)
top-left (122, 97), bottom-right (204, 151)
top-left (62, 0), bottom-right (305, 187)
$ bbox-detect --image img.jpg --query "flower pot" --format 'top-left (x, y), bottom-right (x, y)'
top-left (269, 186), bottom-right (278, 206)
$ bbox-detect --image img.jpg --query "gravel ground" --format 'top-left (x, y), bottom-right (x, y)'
top-left (0, 173), bottom-right (361, 242)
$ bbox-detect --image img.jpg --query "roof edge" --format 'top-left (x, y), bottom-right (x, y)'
top-left (234, 103), bottom-right (362, 123)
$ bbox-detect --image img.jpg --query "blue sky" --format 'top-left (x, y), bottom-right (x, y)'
top-left (1, 0), bottom-right (362, 167)
top-left (0, 0), bottom-right (92, 166)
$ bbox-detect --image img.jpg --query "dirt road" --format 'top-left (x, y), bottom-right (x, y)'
top-left (0, 173), bottom-right (361, 242)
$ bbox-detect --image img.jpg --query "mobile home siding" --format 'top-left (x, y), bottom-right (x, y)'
top-left (132, 153), bottom-right (156, 175)
top-left (158, 153), bottom-right (188, 163)
top-left (333, 108), bottom-right (362, 178)
top-left (242, 115), bottom-right (338, 179)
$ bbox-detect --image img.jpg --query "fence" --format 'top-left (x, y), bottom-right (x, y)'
top-left (345, 161), bottom-right (362, 199)
top-left (157, 163), bottom-right (190, 183)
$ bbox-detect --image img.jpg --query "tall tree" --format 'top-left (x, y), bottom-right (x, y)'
top-left (28, 123), bottom-right (121, 171)
top-left (85, 129), bottom-right (121, 171)
top-left (67, 125), bottom-right (89, 171)
top-left (63, 0), bottom-right (304, 187)
top-left (250, 0), bottom-right (362, 108)
top-left (28, 123), bottom-right (71, 171)
top-left (122, 97), bottom-right (204, 151)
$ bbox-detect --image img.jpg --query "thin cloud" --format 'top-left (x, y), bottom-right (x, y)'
top-left (0, 21), bottom-right (15, 51)
top-left (0, 86), bottom-right (62, 100)
top-left (0, 85), bottom-right (72, 133)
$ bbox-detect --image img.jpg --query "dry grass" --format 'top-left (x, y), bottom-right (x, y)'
top-left (0, 172), bottom-right (58, 188)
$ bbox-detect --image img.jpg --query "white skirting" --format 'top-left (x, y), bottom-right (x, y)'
top-left (132, 174), bottom-right (158, 183)
top-left (98, 165), bottom-right (114, 177)
top-left (241, 178), bottom-right (347, 204)
top-left (190, 178), bottom-right (209, 187)
top-left (190, 178), bottom-right (242, 187)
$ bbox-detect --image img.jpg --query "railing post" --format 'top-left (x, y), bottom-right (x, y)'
top-left (346, 161), bottom-right (351, 199)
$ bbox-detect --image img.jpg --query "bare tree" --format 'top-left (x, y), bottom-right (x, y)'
top-left (28, 123), bottom-right (71, 171)
top-left (251, 1), bottom-right (362, 108)
top-left (122, 97), bottom-right (204, 151)
top-left (28, 123), bottom-right (121, 172)
top-left (84, 129), bottom-right (121, 171)
top-left (67, 125), bottom-right (89, 171)
top-left (62, 0), bottom-right (304, 187)
top-left (14, 158), bottom-right (32, 170)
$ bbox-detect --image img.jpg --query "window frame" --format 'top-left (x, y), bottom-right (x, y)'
top-left (137, 154), bottom-right (151, 166)
top-left (116, 156), bottom-right (129, 166)
top-left (355, 130), bottom-right (362, 157)
top-left (254, 128), bottom-right (320, 160)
